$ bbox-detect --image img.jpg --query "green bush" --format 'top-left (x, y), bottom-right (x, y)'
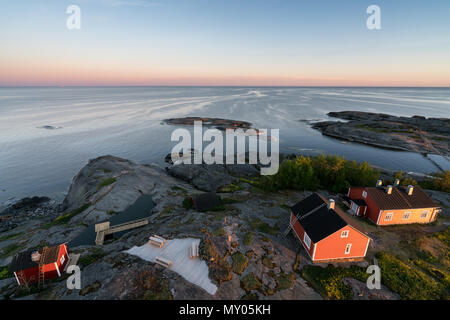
top-left (376, 251), bottom-right (446, 299)
top-left (420, 170), bottom-right (450, 193)
top-left (78, 248), bottom-right (107, 268)
top-left (257, 155), bottom-right (379, 193)
top-left (231, 252), bottom-right (249, 275)
top-left (0, 266), bottom-right (13, 280)
top-left (301, 264), bottom-right (367, 300)
top-left (240, 273), bottom-right (262, 292)
top-left (243, 232), bottom-right (253, 246)
top-left (45, 203), bottom-right (90, 227)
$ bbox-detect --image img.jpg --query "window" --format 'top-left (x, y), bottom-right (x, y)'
top-left (345, 244), bottom-right (352, 255)
top-left (362, 191), bottom-right (367, 199)
top-left (303, 232), bottom-right (311, 249)
top-left (384, 212), bottom-right (393, 221)
top-left (341, 230), bottom-right (349, 238)
top-left (403, 212), bottom-right (411, 220)
top-left (421, 211), bottom-right (428, 219)
top-left (60, 255), bottom-right (65, 265)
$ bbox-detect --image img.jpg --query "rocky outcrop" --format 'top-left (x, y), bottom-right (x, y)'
top-left (163, 117), bottom-right (253, 131)
top-left (310, 111), bottom-right (449, 156)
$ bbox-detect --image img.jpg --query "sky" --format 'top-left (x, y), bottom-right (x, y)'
top-left (0, 0), bottom-right (449, 86)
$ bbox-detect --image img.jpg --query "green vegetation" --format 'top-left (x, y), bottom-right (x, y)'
top-left (102, 168), bottom-right (112, 173)
top-left (275, 272), bottom-right (295, 291)
top-left (97, 177), bottom-right (116, 190)
top-left (301, 264), bottom-right (368, 300)
top-left (243, 232), bottom-right (253, 246)
top-left (376, 251), bottom-right (447, 299)
top-left (261, 256), bottom-right (275, 269)
top-left (45, 203), bottom-right (90, 228)
top-left (159, 204), bottom-right (175, 218)
top-left (421, 170), bottom-right (450, 193)
top-left (133, 269), bottom-right (173, 300)
top-left (246, 217), bottom-right (279, 235)
top-left (218, 183), bottom-right (242, 193)
top-left (0, 232), bottom-right (24, 242)
top-left (0, 266), bottom-right (13, 280)
top-left (256, 155), bottom-right (379, 193)
top-left (240, 293), bottom-right (259, 300)
top-left (392, 170), bottom-right (418, 186)
top-left (240, 273), bottom-right (262, 292)
top-left (231, 252), bottom-right (249, 275)
top-left (182, 197), bottom-right (193, 209)
top-left (78, 248), bottom-right (107, 268)
top-left (0, 242), bottom-right (27, 259)
top-left (211, 227), bottom-right (226, 237)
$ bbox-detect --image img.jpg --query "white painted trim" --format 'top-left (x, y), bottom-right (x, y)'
top-left (312, 255), bottom-right (367, 262)
top-left (55, 262), bottom-right (61, 277)
top-left (312, 243), bottom-right (317, 261)
top-left (303, 232), bottom-right (311, 249)
top-left (347, 188), bottom-right (350, 197)
top-left (14, 272), bottom-right (20, 285)
top-left (292, 227), bottom-right (313, 260)
top-left (363, 238), bottom-right (370, 257)
top-left (345, 243), bottom-right (352, 255)
top-left (376, 210), bottom-right (382, 225)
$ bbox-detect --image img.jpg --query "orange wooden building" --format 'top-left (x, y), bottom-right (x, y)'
top-left (289, 193), bottom-right (370, 263)
top-left (347, 181), bottom-right (441, 226)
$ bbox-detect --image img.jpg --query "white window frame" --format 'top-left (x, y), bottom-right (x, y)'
top-left (384, 212), bottom-right (393, 221)
top-left (60, 255), bottom-right (65, 265)
top-left (362, 191), bottom-right (367, 199)
top-left (341, 230), bottom-right (349, 238)
top-left (303, 232), bottom-right (311, 249)
top-left (420, 211), bottom-right (428, 219)
top-left (402, 212), bottom-right (411, 220)
top-left (345, 244), bottom-right (352, 255)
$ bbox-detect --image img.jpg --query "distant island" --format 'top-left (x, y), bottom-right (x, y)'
top-left (310, 111), bottom-right (449, 158)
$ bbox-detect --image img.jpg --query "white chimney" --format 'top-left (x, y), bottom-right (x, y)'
top-left (376, 180), bottom-right (383, 187)
top-left (407, 185), bottom-right (414, 195)
top-left (386, 185), bottom-right (393, 195)
top-left (328, 199), bottom-right (335, 210)
top-left (394, 179), bottom-right (400, 187)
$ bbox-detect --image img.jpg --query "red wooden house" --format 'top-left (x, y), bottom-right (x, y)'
top-left (9, 244), bottom-right (69, 286)
top-left (289, 193), bottom-right (370, 263)
top-left (347, 180), bottom-right (441, 226)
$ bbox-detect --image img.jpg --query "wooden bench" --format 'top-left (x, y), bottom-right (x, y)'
top-left (149, 235), bottom-right (166, 248)
top-left (155, 256), bottom-right (172, 268)
top-left (189, 242), bottom-right (199, 259)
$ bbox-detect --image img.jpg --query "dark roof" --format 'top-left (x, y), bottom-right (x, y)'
top-left (192, 192), bottom-right (222, 211)
top-left (351, 198), bottom-right (367, 207)
top-left (366, 185), bottom-right (438, 210)
top-left (291, 193), bottom-right (348, 243)
top-left (9, 245), bottom-right (61, 273)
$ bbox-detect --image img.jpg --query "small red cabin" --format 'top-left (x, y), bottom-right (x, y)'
top-left (9, 244), bottom-right (69, 286)
top-left (290, 193), bottom-right (370, 263)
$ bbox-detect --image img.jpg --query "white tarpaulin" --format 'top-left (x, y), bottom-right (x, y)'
top-left (125, 238), bottom-right (217, 295)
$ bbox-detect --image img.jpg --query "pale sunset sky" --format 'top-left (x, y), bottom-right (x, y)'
top-left (1, 0), bottom-right (449, 86)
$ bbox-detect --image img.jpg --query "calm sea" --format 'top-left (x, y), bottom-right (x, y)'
top-left (0, 87), bottom-right (449, 207)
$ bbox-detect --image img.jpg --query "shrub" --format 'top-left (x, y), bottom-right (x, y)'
top-left (275, 272), bottom-right (295, 291)
top-left (421, 170), bottom-right (450, 193)
top-left (78, 248), bottom-right (107, 268)
top-left (258, 155), bottom-right (379, 193)
top-left (301, 264), bottom-right (367, 300)
top-left (46, 203), bottom-right (90, 227)
top-left (182, 197), bottom-right (193, 209)
top-left (231, 252), bottom-right (248, 275)
top-left (243, 232), bottom-right (253, 246)
top-left (240, 273), bottom-right (262, 292)
top-left (376, 251), bottom-right (446, 299)
top-left (0, 266), bottom-right (13, 280)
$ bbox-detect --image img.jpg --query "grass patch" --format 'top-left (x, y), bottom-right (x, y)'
top-left (301, 264), bottom-right (367, 300)
top-left (231, 252), bottom-right (249, 275)
top-left (0, 242), bottom-right (27, 259)
top-left (275, 272), bottom-right (295, 291)
top-left (0, 232), bottom-right (24, 242)
top-left (182, 197), bottom-right (193, 210)
top-left (0, 265), bottom-right (13, 280)
top-left (211, 227), bottom-right (226, 237)
top-left (78, 248), bottom-right (107, 268)
top-left (377, 251), bottom-right (447, 299)
top-left (246, 218), bottom-right (279, 236)
top-left (218, 183), bottom-right (242, 193)
top-left (44, 203), bottom-right (90, 228)
top-left (240, 273), bottom-right (262, 292)
top-left (243, 232), bottom-right (253, 246)
top-left (97, 177), bottom-right (116, 190)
